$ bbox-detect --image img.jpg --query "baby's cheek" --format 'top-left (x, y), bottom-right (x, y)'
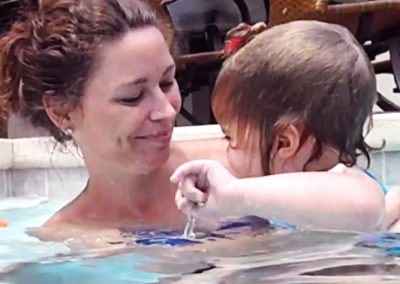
top-left (227, 148), bottom-right (258, 178)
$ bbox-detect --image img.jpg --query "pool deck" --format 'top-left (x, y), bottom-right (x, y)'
top-left (0, 113), bottom-right (399, 201)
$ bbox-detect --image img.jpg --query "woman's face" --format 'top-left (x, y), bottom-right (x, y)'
top-left (69, 27), bottom-right (181, 174)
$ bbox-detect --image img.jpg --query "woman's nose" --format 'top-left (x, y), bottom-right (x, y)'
top-left (149, 89), bottom-right (179, 122)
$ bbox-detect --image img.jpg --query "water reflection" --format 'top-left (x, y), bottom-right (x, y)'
top-left (3, 229), bottom-right (400, 283)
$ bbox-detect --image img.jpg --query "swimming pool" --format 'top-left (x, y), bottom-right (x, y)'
top-left (0, 118), bottom-right (399, 283)
top-left (1, 198), bottom-right (400, 283)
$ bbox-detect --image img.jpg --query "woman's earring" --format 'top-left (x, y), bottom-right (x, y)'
top-left (64, 128), bottom-right (73, 137)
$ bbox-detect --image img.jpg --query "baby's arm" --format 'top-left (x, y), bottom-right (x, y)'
top-left (171, 161), bottom-right (385, 231)
top-left (230, 170), bottom-right (384, 231)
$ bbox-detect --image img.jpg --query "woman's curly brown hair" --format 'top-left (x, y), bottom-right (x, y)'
top-left (0, 0), bottom-right (166, 141)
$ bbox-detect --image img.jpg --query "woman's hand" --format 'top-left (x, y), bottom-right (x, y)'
top-left (170, 160), bottom-right (240, 220)
top-left (383, 186), bottom-right (400, 232)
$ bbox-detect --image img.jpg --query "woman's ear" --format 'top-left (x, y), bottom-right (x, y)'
top-left (42, 93), bottom-right (76, 131)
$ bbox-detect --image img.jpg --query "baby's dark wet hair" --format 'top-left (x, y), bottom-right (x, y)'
top-left (212, 21), bottom-right (376, 174)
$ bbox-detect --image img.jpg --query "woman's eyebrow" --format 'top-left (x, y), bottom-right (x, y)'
top-left (118, 63), bottom-right (175, 88)
top-left (163, 64), bottom-right (175, 75)
top-left (116, 64), bottom-right (176, 90)
top-left (118, 77), bottom-right (148, 89)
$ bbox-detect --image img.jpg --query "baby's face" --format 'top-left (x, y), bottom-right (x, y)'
top-left (220, 124), bottom-right (264, 178)
top-left (221, 122), bottom-right (340, 177)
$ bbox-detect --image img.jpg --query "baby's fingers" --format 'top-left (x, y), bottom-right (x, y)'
top-left (175, 189), bottom-right (194, 214)
top-left (170, 162), bottom-right (198, 183)
top-left (180, 178), bottom-right (208, 204)
top-left (170, 160), bottom-right (211, 184)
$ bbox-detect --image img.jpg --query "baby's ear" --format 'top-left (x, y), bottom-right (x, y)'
top-left (268, 124), bottom-right (302, 174)
top-left (273, 124), bottom-right (301, 159)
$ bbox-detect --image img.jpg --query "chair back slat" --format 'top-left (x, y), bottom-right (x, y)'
top-left (269, 0), bottom-right (400, 26)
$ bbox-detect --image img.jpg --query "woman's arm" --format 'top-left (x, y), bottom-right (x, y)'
top-left (383, 186), bottom-right (400, 232)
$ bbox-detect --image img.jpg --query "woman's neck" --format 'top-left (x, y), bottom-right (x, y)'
top-left (72, 165), bottom-right (183, 228)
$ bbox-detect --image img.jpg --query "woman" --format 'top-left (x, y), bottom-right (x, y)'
top-left (0, 0), bottom-right (228, 230)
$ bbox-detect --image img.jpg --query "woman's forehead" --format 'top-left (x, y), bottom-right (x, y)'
top-left (94, 27), bottom-right (171, 71)
top-left (87, 27), bottom-right (172, 85)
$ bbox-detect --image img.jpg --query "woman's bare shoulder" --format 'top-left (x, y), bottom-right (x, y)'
top-left (43, 202), bottom-right (77, 227)
top-left (43, 187), bottom-right (92, 227)
top-left (29, 222), bottom-right (124, 251)
top-left (171, 138), bottom-right (229, 164)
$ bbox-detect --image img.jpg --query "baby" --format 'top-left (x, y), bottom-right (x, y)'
top-left (171, 21), bottom-right (386, 232)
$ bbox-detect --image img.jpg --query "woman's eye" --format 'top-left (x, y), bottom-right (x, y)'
top-left (117, 93), bottom-right (143, 105)
top-left (160, 80), bottom-right (174, 92)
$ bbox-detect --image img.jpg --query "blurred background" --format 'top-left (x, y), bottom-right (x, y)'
top-left (1, 0), bottom-right (400, 137)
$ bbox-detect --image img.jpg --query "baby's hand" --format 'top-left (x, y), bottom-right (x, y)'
top-left (170, 160), bottom-right (239, 220)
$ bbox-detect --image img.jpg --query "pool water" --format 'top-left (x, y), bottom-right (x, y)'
top-left (1, 199), bottom-right (400, 283)
top-left (1, 254), bottom-right (165, 284)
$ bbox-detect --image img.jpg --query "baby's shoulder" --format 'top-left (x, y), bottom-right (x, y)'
top-left (329, 164), bottom-right (388, 194)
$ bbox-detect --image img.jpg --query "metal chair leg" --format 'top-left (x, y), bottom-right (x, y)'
top-left (389, 36), bottom-right (400, 93)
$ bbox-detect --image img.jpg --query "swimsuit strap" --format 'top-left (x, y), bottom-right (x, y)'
top-left (354, 167), bottom-right (388, 194)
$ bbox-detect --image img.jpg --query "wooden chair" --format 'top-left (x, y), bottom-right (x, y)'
top-left (269, 0), bottom-right (400, 27)
top-left (268, 1), bottom-right (400, 111)
top-left (174, 1), bottom-right (400, 112)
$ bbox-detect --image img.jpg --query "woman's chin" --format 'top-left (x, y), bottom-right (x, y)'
top-left (137, 150), bottom-right (170, 172)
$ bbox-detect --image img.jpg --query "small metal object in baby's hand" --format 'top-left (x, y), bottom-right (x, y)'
top-left (183, 214), bottom-right (196, 238)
